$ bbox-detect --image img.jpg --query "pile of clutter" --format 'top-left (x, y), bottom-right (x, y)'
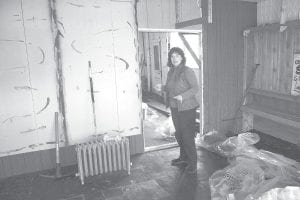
top-left (197, 131), bottom-right (300, 200)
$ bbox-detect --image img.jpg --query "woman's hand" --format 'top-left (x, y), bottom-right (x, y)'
top-left (173, 95), bottom-right (183, 103)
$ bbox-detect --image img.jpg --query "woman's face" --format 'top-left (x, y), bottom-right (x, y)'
top-left (171, 52), bottom-right (183, 67)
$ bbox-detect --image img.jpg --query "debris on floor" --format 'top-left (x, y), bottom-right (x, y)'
top-left (255, 186), bottom-right (300, 200)
top-left (198, 130), bottom-right (300, 200)
top-left (144, 106), bottom-right (176, 147)
top-left (197, 131), bottom-right (260, 157)
top-left (155, 116), bottom-right (175, 138)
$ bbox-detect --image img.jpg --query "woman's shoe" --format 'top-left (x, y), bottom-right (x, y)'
top-left (171, 158), bottom-right (188, 167)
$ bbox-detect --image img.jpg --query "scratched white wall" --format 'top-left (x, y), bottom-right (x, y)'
top-left (0, 0), bottom-right (59, 156)
top-left (55, 0), bottom-right (141, 144)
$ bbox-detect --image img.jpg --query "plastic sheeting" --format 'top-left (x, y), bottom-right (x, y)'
top-left (201, 131), bottom-right (300, 200)
top-left (197, 131), bottom-right (260, 157)
top-left (256, 186), bottom-right (300, 200)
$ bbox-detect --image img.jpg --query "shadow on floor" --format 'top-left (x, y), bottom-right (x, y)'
top-left (0, 147), bottom-right (228, 200)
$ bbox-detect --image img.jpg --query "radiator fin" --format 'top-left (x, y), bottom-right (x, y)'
top-left (76, 138), bottom-right (130, 184)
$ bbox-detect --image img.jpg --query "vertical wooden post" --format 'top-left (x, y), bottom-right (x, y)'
top-left (55, 112), bottom-right (61, 178)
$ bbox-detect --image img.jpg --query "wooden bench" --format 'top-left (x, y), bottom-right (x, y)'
top-left (241, 104), bottom-right (300, 129)
top-left (241, 88), bottom-right (300, 144)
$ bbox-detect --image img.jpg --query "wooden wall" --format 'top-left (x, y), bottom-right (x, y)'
top-left (258, 0), bottom-right (300, 26)
top-left (243, 23), bottom-right (300, 144)
top-left (251, 27), bottom-right (296, 94)
top-left (203, 0), bottom-right (257, 133)
top-left (137, 0), bottom-right (176, 29)
top-left (175, 0), bottom-right (202, 23)
top-left (139, 32), bottom-right (169, 95)
top-left (242, 0), bottom-right (300, 145)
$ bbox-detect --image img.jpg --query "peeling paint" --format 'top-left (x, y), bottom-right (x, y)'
top-left (49, 0), bottom-right (69, 144)
top-left (2, 114), bottom-right (32, 124)
top-left (20, 126), bottom-right (46, 134)
top-left (111, 129), bottom-right (124, 133)
top-left (87, 90), bottom-right (101, 93)
top-left (127, 21), bottom-right (133, 30)
top-left (106, 55), bottom-right (129, 70)
top-left (0, 66), bottom-right (26, 73)
top-left (92, 70), bottom-right (103, 74)
top-left (37, 46), bottom-right (45, 64)
top-left (14, 86), bottom-right (38, 91)
top-left (28, 144), bottom-right (38, 149)
top-left (66, 2), bottom-right (84, 7)
top-left (57, 20), bottom-right (65, 33)
top-left (71, 40), bottom-right (82, 54)
top-left (114, 56), bottom-right (129, 70)
top-left (26, 16), bottom-right (37, 22)
top-left (0, 39), bottom-right (24, 42)
top-left (46, 141), bottom-right (56, 144)
top-left (0, 147), bottom-right (26, 154)
top-left (129, 126), bottom-right (139, 131)
top-left (94, 28), bottom-right (119, 35)
top-left (36, 97), bottom-right (50, 114)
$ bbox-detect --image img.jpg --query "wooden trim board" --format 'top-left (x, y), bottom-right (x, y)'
top-left (241, 105), bottom-right (300, 129)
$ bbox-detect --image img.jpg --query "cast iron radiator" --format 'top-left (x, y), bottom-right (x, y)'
top-left (75, 137), bottom-right (130, 184)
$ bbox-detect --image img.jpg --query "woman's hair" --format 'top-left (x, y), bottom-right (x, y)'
top-left (167, 47), bottom-right (186, 67)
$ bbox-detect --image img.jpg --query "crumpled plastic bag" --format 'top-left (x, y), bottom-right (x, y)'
top-left (210, 157), bottom-right (265, 200)
top-left (155, 116), bottom-right (175, 138)
top-left (210, 144), bottom-right (300, 200)
top-left (255, 186), bottom-right (300, 200)
top-left (198, 131), bottom-right (260, 157)
top-left (197, 130), bottom-right (226, 147)
top-left (234, 146), bottom-right (300, 182)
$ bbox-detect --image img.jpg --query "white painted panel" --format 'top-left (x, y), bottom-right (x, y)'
top-left (111, 1), bottom-right (141, 136)
top-left (56, 0), bottom-right (140, 143)
top-left (21, 0), bottom-right (59, 150)
top-left (55, 0), bottom-right (105, 144)
top-left (0, 0), bottom-right (39, 156)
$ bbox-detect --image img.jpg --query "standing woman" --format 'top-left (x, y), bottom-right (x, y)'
top-left (157, 47), bottom-right (199, 174)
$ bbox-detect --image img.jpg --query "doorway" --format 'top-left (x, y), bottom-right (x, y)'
top-left (138, 29), bottom-right (203, 152)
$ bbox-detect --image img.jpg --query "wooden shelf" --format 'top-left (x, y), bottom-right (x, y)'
top-left (248, 88), bottom-right (300, 103)
top-left (241, 104), bottom-right (300, 129)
